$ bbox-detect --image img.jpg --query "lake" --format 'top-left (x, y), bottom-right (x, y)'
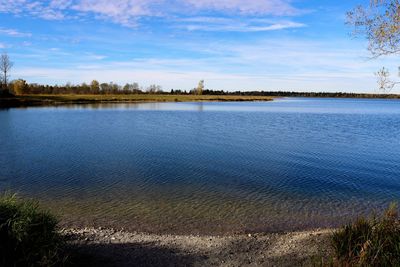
top-left (1, 98), bottom-right (400, 234)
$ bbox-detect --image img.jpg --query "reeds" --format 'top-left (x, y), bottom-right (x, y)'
top-left (0, 193), bottom-right (66, 266)
top-left (332, 203), bottom-right (400, 266)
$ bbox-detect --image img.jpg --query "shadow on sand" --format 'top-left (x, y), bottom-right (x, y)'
top-left (68, 241), bottom-right (207, 267)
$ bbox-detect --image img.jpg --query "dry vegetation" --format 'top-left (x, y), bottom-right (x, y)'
top-left (0, 94), bottom-right (274, 107)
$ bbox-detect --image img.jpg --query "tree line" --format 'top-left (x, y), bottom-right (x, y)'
top-left (5, 79), bottom-right (400, 99)
top-left (9, 79), bottom-right (165, 95)
top-left (7, 77), bottom-right (209, 96)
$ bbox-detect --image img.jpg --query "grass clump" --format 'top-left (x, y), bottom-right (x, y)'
top-left (0, 193), bottom-right (65, 266)
top-left (332, 203), bottom-right (400, 266)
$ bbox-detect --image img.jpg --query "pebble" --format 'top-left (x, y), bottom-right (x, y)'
top-left (60, 227), bottom-right (331, 266)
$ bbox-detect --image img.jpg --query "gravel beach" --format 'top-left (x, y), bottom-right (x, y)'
top-left (63, 227), bottom-right (333, 266)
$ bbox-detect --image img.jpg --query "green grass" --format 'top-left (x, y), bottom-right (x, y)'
top-left (331, 203), bottom-right (400, 266)
top-left (0, 193), bottom-right (66, 267)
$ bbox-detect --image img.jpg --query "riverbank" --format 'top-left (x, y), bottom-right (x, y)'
top-left (63, 227), bottom-right (333, 266)
top-left (0, 94), bottom-right (274, 107)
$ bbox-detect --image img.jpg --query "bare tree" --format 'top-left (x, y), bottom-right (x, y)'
top-left (196, 80), bottom-right (204, 95)
top-left (347, 0), bottom-right (400, 91)
top-left (375, 67), bottom-right (400, 91)
top-left (90, 80), bottom-right (100, 94)
top-left (146, 84), bottom-right (162, 94)
top-left (0, 52), bottom-right (13, 93)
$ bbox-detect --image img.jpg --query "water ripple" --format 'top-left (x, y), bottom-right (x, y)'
top-left (1, 98), bottom-right (400, 234)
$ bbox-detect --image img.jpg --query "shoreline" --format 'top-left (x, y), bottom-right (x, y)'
top-left (2, 94), bottom-right (400, 108)
top-left (63, 227), bottom-right (334, 266)
top-left (0, 94), bottom-right (274, 108)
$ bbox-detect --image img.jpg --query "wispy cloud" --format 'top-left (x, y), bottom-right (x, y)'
top-left (183, 0), bottom-right (301, 16)
top-left (0, 0), bottom-right (66, 20)
top-left (12, 37), bottom-right (396, 93)
top-left (0, 27), bottom-right (31, 37)
top-left (70, 0), bottom-right (159, 27)
top-left (85, 52), bottom-right (107, 60)
top-left (12, 61), bottom-right (381, 93)
top-left (178, 18), bottom-right (305, 32)
top-left (0, 0), bottom-right (303, 28)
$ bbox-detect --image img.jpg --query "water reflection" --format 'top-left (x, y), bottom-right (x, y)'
top-left (33, 98), bottom-right (400, 114)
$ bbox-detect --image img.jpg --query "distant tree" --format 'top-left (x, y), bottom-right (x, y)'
top-left (196, 80), bottom-right (204, 95)
top-left (347, 0), bottom-right (400, 91)
top-left (121, 83), bottom-right (141, 94)
top-left (110, 82), bottom-right (119, 94)
top-left (147, 84), bottom-right (162, 94)
top-left (156, 85), bottom-right (163, 94)
top-left (80, 82), bottom-right (90, 94)
top-left (100, 83), bottom-right (110, 94)
top-left (131, 82), bottom-right (140, 93)
top-left (10, 79), bottom-right (28, 95)
top-left (147, 85), bottom-right (156, 94)
top-left (90, 80), bottom-right (100, 94)
top-left (123, 83), bottom-right (130, 93)
top-left (0, 52), bottom-right (13, 94)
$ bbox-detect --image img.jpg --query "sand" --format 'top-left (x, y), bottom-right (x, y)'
top-left (62, 227), bottom-right (333, 266)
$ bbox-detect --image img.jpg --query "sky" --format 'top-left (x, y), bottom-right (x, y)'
top-left (0, 0), bottom-right (399, 93)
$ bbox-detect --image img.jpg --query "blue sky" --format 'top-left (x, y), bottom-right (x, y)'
top-left (0, 0), bottom-right (398, 92)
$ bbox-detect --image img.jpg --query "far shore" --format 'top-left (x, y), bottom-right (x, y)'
top-left (63, 227), bottom-right (333, 266)
top-left (0, 94), bottom-right (274, 108)
top-left (3, 93), bottom-right (400, 108)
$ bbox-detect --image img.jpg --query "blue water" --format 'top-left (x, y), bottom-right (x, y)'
top-left (1, 98), bottom-right (400, 234)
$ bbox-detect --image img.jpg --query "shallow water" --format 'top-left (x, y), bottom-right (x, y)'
top-left (1, 98), bottom-right (400, 234)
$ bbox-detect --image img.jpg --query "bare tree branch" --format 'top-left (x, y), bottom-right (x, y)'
top-left (347, 0), bottom-right (400, 91)
top-left (0, 52), bottom-right (13, 92)
top-left (375, 67), bottom-right (400, 91)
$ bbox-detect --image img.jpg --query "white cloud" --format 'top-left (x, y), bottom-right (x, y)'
top-left (183, 0), bottom-right (301, 16)
top-left (0, 0), bottom-right (25, 13)
top-left (0, 0), bottom-right (159, 26)
top-left (85, 53), bottom-right (107, 60)
top-left (13, 63), bottom-right (381, 93)
top-left (70, 0), bottom-right (159, 27)
top-left (12, 37), bottom-right (398, 93)
top-left (0, 28), bottom-right (31, 37)
top-left (0, 0), bottom-right (65, 20)
top-left (179, 18), bottom-right (305, 32)
top-left (49, 0), bottom-right (74, 10)
top-left (0, 42), bottom-right (5, 49)
top-left (0, 0), bottom-right (302, 27)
